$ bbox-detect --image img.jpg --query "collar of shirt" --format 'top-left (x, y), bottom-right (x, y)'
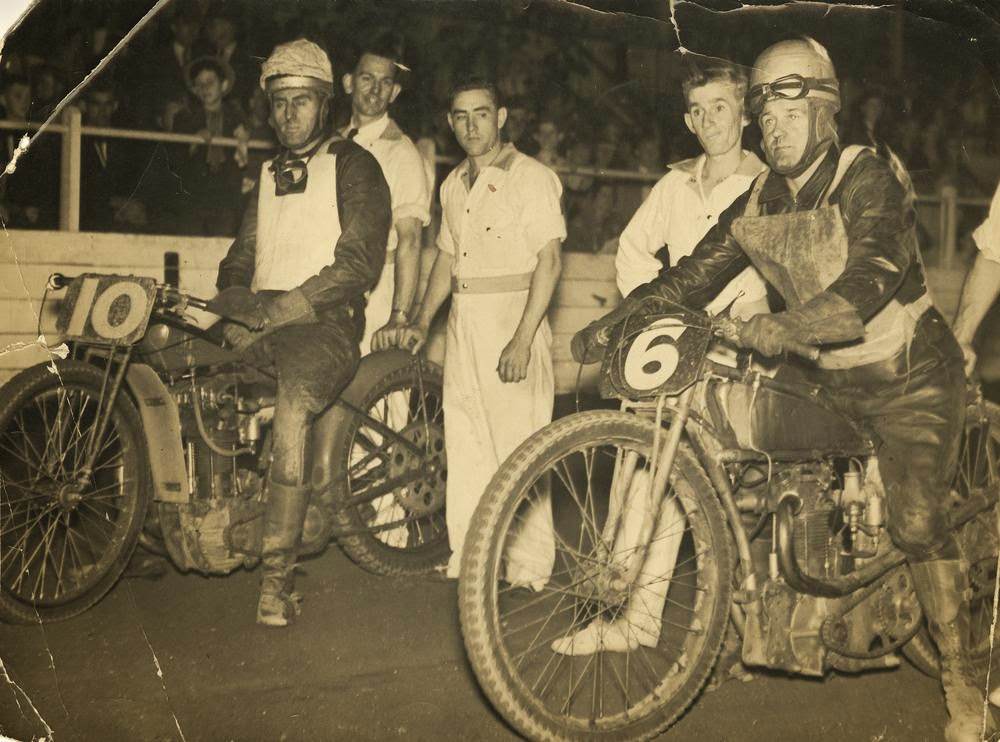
top-left (458, 142), bottom-right (519, 191)
top-left (668, 150), bottom-right (765, 192)
top-left (759, 145), bottom-right (840, 209)
top-left (346, 114), bottom-right (390, 148)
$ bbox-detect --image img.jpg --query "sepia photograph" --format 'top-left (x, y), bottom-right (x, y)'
top-left (0, 1), bottom-right (999, 740)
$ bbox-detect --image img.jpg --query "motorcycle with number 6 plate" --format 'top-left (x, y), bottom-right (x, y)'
top-left (0, 272), bottom-right (449, 624)
top-left (458, 301), bottom-right (999, 742)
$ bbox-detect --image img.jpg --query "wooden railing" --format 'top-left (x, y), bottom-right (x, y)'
top-left (0, 109), bottom-right (991, 268)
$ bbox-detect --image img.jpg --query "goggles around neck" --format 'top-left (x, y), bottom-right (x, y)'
top-left (747, 73), bottom-right (839, 115)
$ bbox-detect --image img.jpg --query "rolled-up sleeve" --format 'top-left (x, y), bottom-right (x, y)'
top-left (616, 176), bottom-right (671, 297)
top-left (387, 143), bottom-right (431, 227)
top-left (973, 183), bottom-right (1000, 265)
top-left (517, 162), bottom-right (566, 252)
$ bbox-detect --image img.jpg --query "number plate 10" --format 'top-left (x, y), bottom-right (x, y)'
top-left (56, 274), bottom-right (157, 346)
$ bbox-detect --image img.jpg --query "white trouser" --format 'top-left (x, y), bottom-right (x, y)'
top-left (443, 290), bottom-right (555, 581)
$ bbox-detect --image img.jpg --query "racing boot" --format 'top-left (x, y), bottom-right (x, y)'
top-left (257, 480), bottom-right (311, 627)
top-left (911, 559), bottom-right (996, 742)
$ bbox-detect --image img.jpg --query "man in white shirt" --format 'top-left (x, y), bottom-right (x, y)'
top-left (338, 35), bottom-right (432, 546)
top-left (395, 77), bottom-right (565, 582)
top-left (953, 181), bottom-right (1000, 376)
top-left (615, 58), bottom-right (769, 319)
top-left (340, 34), bottom-right (431, 354)
top-left (554, 58), bottom-right (769, 657)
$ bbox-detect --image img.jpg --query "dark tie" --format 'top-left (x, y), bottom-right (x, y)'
top-left (346, 128), bottom-right (359, 140)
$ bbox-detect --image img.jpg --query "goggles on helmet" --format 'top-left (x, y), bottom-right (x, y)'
top-left (747, 73), bottom-right (839, 115)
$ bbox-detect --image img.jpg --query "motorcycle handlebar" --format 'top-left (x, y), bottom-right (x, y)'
top-left (47, 272), bottom-right (212, 312)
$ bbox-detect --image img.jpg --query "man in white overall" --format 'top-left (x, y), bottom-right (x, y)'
top-left (554, 58), bottom-right (770, 655)
top-left (211, 39), bottom-right (391, 626)
top-left (396, 77), bottom-right (565, 582)
top-left (953, 181), bottom-right (1000, 375)
top-left (339, 34), bottom-right (431, 545)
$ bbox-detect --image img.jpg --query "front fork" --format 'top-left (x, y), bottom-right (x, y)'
top-left (602, 385), bottom-right (696, 588)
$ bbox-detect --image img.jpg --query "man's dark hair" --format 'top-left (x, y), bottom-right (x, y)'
top-left (448, 76), bottom-right (502, 109)
top-left (681, 57), bottom-right (749, 109)
top-left (354, 31), bottom-right (406, 72)
top-left (188, 57), bottom-right (228, 84)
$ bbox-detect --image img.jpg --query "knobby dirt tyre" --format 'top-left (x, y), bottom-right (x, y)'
top-left (325, 350), bottom-right (449, 576)
top-left (459, 410), bottom-right (733, 741)
top-left (0, 360), bottom-right (150, 623)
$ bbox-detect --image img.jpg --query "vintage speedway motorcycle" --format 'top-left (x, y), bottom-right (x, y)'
top-left (0, 272), bottom-right (448, 624)
top-left (459, 299), bottom-right (1000, 741)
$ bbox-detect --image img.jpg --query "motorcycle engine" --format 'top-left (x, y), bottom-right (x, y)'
top-left (744, 460), bottom-right (905, 676)
top-left (158, 373), bottom-right (271, 575)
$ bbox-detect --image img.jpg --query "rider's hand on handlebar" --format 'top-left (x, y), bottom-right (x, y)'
top-left (223, 323), bottom-right (260, 353)
top-left (206, 287), bottom-right (268, 330)
top-left (571, 321), bottom-right (612, 364)
top-left (737, 313), bottom-right (820, 360)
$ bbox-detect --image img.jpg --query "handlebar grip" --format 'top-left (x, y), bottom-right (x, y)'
top-left (784, 339), bottom-right (821, 361)
top-left (47, 273), bottom-right (72, 290)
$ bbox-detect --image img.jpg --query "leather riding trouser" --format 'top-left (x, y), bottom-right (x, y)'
top-left (783, 308), bottom-right (967, 560)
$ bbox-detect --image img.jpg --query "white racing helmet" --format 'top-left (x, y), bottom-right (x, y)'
top-left (260, 38), bottom-right (334, 95)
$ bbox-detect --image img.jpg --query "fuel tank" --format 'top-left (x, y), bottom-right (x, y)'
top-left (708, 378), bottom-right (871, 455)
top-left (135, 320), bottom-right (238, 372)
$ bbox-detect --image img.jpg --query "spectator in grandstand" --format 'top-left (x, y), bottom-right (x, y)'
top-left (79, 82), bottom-right (150, 232)
top-left (0, 74), bottom-right (58, 229)
top-left (532, 114), bottom-right (567, 170)
top-left (169, 56), bottom-right (247, 236)
top-left (203, 6), bottom-right (256, 106)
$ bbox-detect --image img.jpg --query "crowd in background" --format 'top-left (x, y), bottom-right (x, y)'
top-left (0, 0), bottom-right (997, 254)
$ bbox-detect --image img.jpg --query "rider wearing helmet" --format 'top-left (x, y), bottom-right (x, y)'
top-left (211, 39), bottom-right (391, 626)
top-left (574, 37), bottom-right (989, 741)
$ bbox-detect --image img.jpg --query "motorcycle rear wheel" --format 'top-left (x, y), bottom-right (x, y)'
top-left (902, 399), bottom-right (1000, 679)
top-left (325, 350), bottom-right (449, 575)
top-left (0, 360), bottom-right (150, 623)
top-left (459, 410), bottom-right (733, 741)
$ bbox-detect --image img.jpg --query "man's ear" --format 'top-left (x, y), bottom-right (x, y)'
top-left (388, 82), bottom-right (402, 105)
top-left (342, 73), bottom-right (354, 95)
top-left (497, 106), bottom-right (508, 131)
top-left (222, 79), bottom-right (232, 95)
top-left (683, 112), bottom-right (695, 135)
top-left (446, 112), bottom-right (455, 133)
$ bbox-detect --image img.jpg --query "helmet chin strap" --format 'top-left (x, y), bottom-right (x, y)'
top-left (769, 101), bottom-right (838, 178)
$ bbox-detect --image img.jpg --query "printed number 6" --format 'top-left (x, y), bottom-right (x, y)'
top-left (623, 318), bottom-right (687, 391)
top-left (66, 278), bottom-right (148, 340)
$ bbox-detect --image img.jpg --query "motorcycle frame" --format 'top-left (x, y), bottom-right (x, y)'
top-left (623, 360), bottom-right (1000, 635)
top-left (72, 315), bottom-right (430, 507)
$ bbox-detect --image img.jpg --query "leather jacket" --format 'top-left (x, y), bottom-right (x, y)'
top-left (629, 145), bottom-right (930, 321)
top-left (216, 137), bottom-right (392, 326)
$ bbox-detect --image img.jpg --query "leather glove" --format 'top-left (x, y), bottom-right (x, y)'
top-left (737, 291), bottom-right (864, 358)
top-left (207, 287), bottom-right (267, 330)
top-left (570, 297), bottom-right (642, 364)
top-left (738, 313), bottom-right (814, 357)
top-left (222, 322), bottom-right (260, 353)
top-left (256, 288), bottom-right (317, 331)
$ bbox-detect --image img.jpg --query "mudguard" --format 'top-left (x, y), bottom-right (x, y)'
top-left (125, 363), bottom-right (189, 503)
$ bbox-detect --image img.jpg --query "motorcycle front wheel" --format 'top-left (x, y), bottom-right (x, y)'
top-left (902, 399), bottom-right (1000, 679)
top-left (325, 350), bottom-right (449, 575)
top-left (0, 360), bottom-right (150, 623)
top-left (459, 410), bottom-right (733, 741)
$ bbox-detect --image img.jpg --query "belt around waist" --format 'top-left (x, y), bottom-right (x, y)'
top-left (452, 272), bottom-right (532, 294)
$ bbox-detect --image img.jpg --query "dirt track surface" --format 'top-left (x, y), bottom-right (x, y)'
top-left (0, 541), bottom-right (959, 742)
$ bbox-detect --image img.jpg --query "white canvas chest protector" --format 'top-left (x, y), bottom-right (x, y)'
top-left (252, 145), bottom-right (342, 292)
